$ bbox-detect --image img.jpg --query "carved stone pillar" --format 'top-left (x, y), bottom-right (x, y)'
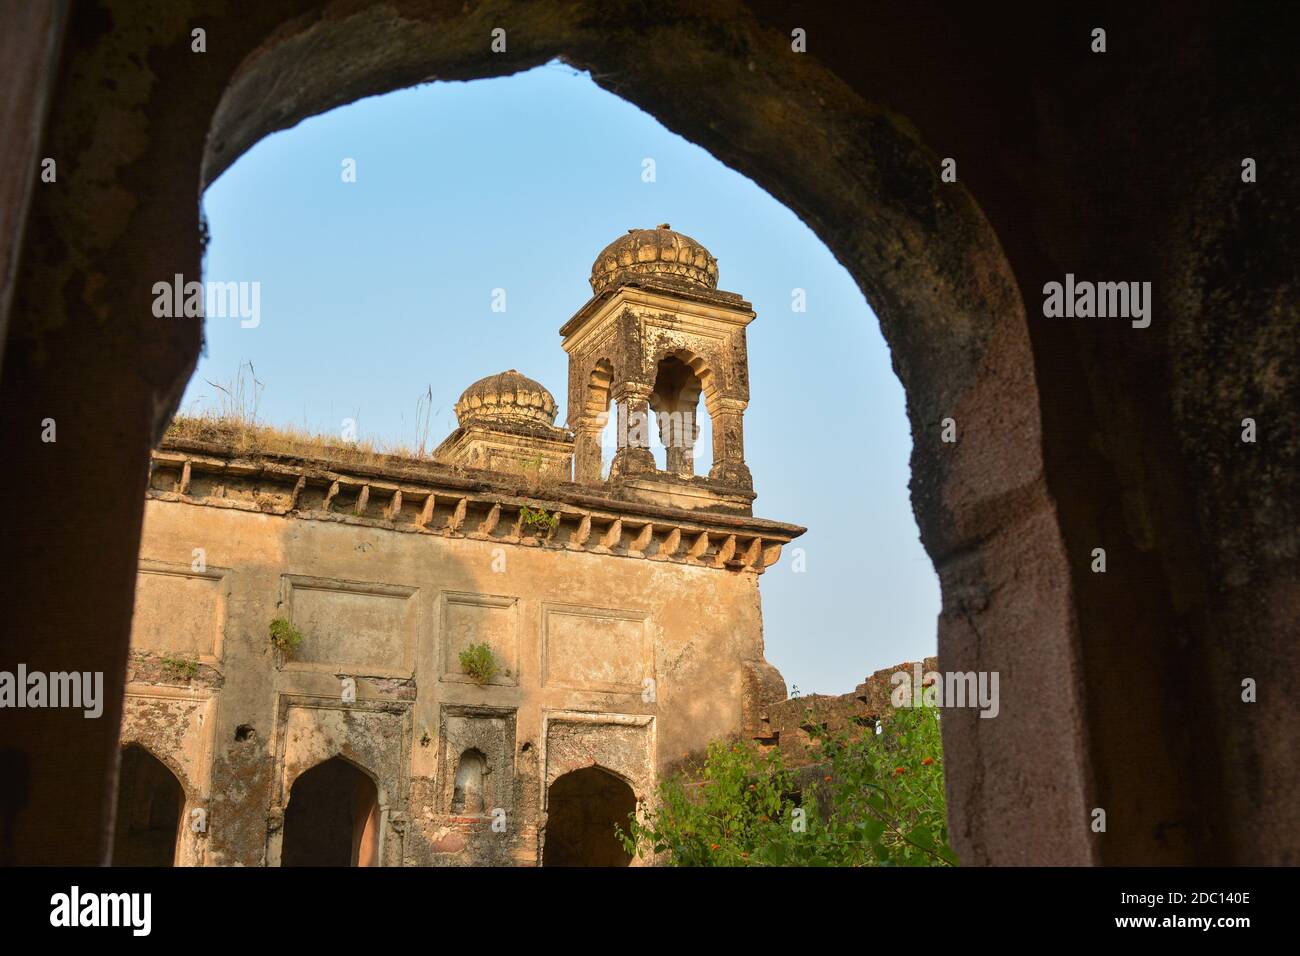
top-left (572, 415), bottom-right (605, 484)
top-left (660, 403), bottom-right (699, 477)
top-left (609, 383), bottom-right (656, 478)
top-left (709, 398), bottom-right (752, 488)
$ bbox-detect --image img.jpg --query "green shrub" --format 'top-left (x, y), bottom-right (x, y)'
top-left (519, 505), bottom-right (559, 534)
top-left (459, 642), bottom-right (498, 684)
top-left (619, 702), bottom-right (956, 866)
top-left (269, 617), bottom-right (303, 657)
top-left (160, 656), bottom-right (199, 681)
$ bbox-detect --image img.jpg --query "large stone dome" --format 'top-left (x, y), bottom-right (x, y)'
top-left (454, 369), bottom-right (558, 428)
top-left (589, 223), bottom-right (718, 294)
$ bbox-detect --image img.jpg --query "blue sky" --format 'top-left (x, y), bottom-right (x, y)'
top-left (193, 63), bottom-right (939, 695)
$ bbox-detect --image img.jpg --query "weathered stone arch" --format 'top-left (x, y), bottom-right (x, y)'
top-left (542, 765), bottom-right (638, 867)
top-left (546, 760), bottom-right (642, 804)
top-left (0, 1), bottom-right (1071, 866)
top-left (652, 347), bottom-right (714, 407)
top-left (280, 754), bottom-right (383, 867)
top-left (111, 744), bottom-right (186, 867)
top-left (283, 750), bottom-right (390, 812)
top-left (649, 352), bottom-right (709, 475)
top-left (570, 357), bottom-right (616, 483)
top-left (116, 736), bottom-right (195, 806)
top-left (584, 358), bottom-right (615, 417)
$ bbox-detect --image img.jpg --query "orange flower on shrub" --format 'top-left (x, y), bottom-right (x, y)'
top-left (922, 757), bottom-right (935, 766)
top-left (710, 843), bottom-right (720, 851)
top-left (894, 766), bottom-right (906, 776)
top-left (823, 775), bottom-right (832, 782)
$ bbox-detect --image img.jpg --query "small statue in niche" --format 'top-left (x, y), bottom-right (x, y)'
top-left (451, 748), bottom-right (488, 816)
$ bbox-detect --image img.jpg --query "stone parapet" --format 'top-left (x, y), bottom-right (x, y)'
top-left (149, 436), bottom-right (804, 574)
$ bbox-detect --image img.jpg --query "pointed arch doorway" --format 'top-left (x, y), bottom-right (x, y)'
top-left (543, 766), bottom-right (637, 867)
top-left (281, 756), bottom-right (381, 867)
top-left (111, 745), bottom-right (184, 866)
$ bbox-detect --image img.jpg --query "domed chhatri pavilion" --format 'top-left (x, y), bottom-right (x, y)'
top-left (589, 223), bottom-right (719, 294)
top-left (438, 224), bottom-right (763, 514)
top-left (433, 369), bottom-right (573, 479)
top-left (126, 226), bottom-right (803, 869)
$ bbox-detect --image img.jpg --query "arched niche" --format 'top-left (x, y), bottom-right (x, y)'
top-left (451, 748), bottom-right (489, 817)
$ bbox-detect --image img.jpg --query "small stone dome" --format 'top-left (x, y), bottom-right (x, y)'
top-left (590, 224), bottom-right (718, 294)
top-left (454, 370), bottom-right (558, 428)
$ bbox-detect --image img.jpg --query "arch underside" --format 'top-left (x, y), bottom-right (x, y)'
top-left (198, 2), bottom-right (1086, 865)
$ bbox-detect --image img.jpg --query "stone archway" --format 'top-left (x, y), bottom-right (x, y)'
top-left (281, 756), bottom-right (381, 867)
top-left (650, 353), bottom-right (708, 475)
top-left (197, 4), bottom-right (1085, 868)
top-left (543, 767), bottom-right (637, 867)
top-left (111, 745), bottom-right (184, 867)
top-left (0, 2), bottom-right (1076, 867)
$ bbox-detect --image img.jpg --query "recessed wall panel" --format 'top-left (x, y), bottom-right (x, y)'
top-left (130, 563), bottom-right (227, 660)
top-left (440, 592), bottom-right (519, 685)
top-left (283, 576), bottom-right (418, 676)
top-left (542, 604), bottom-right (651, 694)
